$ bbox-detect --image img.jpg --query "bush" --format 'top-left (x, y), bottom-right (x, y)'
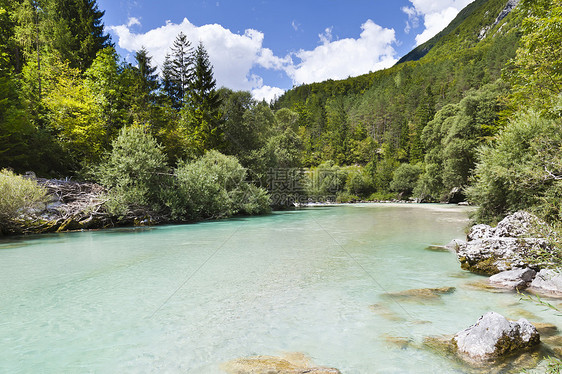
top-left (173, 150), bottom-right (270, 220)
top-left (0, 169), bottom-right (48, 232)
top-left (344, 165), bottom-right (374, 197)
top-left (467, 111), bottom-right (562, 223)
top-left (96, 126), bottom-right (169, 216)
top-left (390, 163), bottom-right (423, 196)
top-left (308, 161), bottom-right (348, 199)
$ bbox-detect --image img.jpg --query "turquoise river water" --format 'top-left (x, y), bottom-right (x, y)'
top-left (0, 204), bottom-right (559, 373)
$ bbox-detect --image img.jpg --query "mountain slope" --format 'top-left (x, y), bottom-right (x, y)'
top-left (397, 0), bottom-right (491, 64)
top-left (273, 0), bottom-right (523, 169)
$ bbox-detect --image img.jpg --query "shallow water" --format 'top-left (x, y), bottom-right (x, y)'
top-left (0, 203), bottom-right (559, 373)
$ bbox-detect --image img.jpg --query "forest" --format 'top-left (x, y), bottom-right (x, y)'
top-left (0, 0), bottom-right (561, 241)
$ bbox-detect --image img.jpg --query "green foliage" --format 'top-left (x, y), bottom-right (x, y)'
top-left (467, 111), bottom-right (562, 223)
top-left (43, 59), bottom-right (105, 165)
top-left (415, 82), bottom-right (507, 200)
top-left (307, 161), bottom-right (348, 200)
top-left (0, 169), bottom-right (47, 232)
top-left (96, 126), bottom-right (168, 216)
top-left (179, 42), bottom-right (223, 158)
top-left (173, 150), bottom-right (270, 220)
top-left (507, 0), bottom-right (562, 116)
top-left (85, 47), bottom-right (128, 142)
top-left (162, 32), bottom-right (193, 108)
top-left (390, 163), bottom-right (423, 196)
top-left (345, 165), bottom-right (374, 197)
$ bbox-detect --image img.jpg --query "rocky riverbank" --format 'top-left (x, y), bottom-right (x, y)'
top-left (2, 178), bottom-right (168, 236)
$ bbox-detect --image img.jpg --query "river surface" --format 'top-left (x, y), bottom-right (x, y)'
top-left (0, 204), bottom-right (559, 373)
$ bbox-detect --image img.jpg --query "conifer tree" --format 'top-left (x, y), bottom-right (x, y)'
top-left (181, 42), bottom-right (223, 155)
top-left (134, 46), bottom-right (159, 98)
top-left (162, 32), bottom-right (193, 108)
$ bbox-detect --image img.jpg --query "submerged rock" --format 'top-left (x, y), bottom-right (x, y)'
top-left (221, 353), bottom-right (341, 374)
top-left (453, 312), bottom-right (540, 360)
top-left (385, 287), bottom-right (456, 301)
top-left (489, 268), bottom-right (536, 290)
top-left (456, 211), bottom-right (553, 275)
top-left (382, 334), bottom-right (413, 350)
top-left (529, 269), bottom-right (562, 297)
top-left (369, 303), bottom-right (406, 322)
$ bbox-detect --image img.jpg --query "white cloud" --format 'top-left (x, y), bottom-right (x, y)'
top-left (291, 20), bottom-right (300, 32)
top-left (127, 17), bottom-right (141, 27)
top-left (252, 85), bottom-right (285, 103)
top-left (286, 20), bottom-right (397, 85)
top-left (403, 0), bottom-right (474, 45)
top-left (109, 17), bottom-right (272, 94)
top-left (108, 17), bottom-right (399, 99)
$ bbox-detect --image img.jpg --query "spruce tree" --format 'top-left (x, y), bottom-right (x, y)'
top-left (181, 42), bottom-right (223, 155)
top-left (162, 32), bottom-right (193, 108)
top-left (134, 46), bottom-right (159, 97)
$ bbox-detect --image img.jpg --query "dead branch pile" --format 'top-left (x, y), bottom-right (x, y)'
top-left (37, 178), bottom-right (108, 220)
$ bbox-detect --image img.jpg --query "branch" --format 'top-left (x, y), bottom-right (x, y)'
top-left (545, 166), bottom-right (562, 180)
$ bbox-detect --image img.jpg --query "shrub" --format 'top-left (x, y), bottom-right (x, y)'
top-left (467, 111), bottom-right (562, 223)
top-left (344, 165), bottom-right (374, 197)
top-left (96, 126), bottom-right (169, 216)
top-left (173, 150), bottom-right (270, 220)
top-left (0, 169), bottom-right (48, 232)
top-left (390, 163), bottom-right (423, 196)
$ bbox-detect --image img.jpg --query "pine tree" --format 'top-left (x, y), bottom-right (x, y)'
top-left (134, 46), bottom-right (159, 98)
top-left (162, 32), bottom-right (193, 108)
top-left (181, 42), bottom-right (223, 155)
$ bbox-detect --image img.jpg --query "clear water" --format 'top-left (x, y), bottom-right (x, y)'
top-left (0, 204), bottom-right (558, 373)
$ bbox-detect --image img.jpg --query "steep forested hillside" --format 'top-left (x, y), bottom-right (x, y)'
top-left (273, 0), bottom-right (524, 199)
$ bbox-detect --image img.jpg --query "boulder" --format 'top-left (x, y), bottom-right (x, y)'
top-left (529, 269), bottom-right (562, 297)
top-left (453, 312), bottom-right (540, 360)
top-left (456, 211), bottom-right (553, 275)
top-left (221, 354), bottom-right (341, 374)
top-left (467, 224), bottom-right (494, 241)
top-left (494, 211), bottom-right (540, 238)
top-left (489, 268), bottom-right (536, 290)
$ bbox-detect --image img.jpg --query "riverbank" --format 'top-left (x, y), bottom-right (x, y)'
top-left (2, 176), bottom-right (472, 237)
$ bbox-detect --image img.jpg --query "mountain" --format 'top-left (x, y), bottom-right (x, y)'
top-left (272, 0), bottom-right (525, 202)
top-left (397, 0), bottom-right (518, 64)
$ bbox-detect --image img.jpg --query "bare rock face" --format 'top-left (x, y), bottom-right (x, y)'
top-left (221, 353), bottom-right (341, 374)
top-left (456, 212), bottom-right (552, 275)
top-left (489, 268), bottom-right (536, 290)
top-left (529, 269), bottom-right (562, 297)
top-left (453, 312), bottom-right (540, 360)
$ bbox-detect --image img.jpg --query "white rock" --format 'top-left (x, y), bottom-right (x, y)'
top-left (529, 269), bottom-right (562, 296)
top-left (445, 239), bottom-right (466, 251)
top-left (467, 224), bottom-right (494, 241)
top-left (453, 312), bottom-right (540, 360)
top-left (494, 211), bottom-right (539, 238)
top-left (489, 268), bottom-right (536, 290)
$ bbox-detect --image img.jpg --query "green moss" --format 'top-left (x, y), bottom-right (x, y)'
top-left (460, 256), bottom-right (502, 275)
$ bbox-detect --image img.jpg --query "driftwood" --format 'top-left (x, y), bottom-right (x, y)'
top-left (2, 176), bottom-right (170, 236)
top-left (37, 178), bottom-right (108, 220)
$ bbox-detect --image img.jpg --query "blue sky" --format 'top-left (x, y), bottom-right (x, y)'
top-left (97, 0), bottom-right (474, 101)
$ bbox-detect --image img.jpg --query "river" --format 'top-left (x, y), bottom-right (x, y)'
top-left (0, 204), bottom-right (557, 373)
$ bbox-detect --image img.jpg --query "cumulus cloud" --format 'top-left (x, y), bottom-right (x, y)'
top-left (403, 0), bottom-right (474, 45)
top-left (109, 18), bottom-right (268, 93)
top-left (286, 20), bottom-right (397, 85)
top-left (252, 85), bottom-right (285, 103)
top-left (108, 17), bottom-right (398, 99)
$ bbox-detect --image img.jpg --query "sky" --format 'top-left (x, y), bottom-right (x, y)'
top-left (97, 0), bottom-right (475, 102)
